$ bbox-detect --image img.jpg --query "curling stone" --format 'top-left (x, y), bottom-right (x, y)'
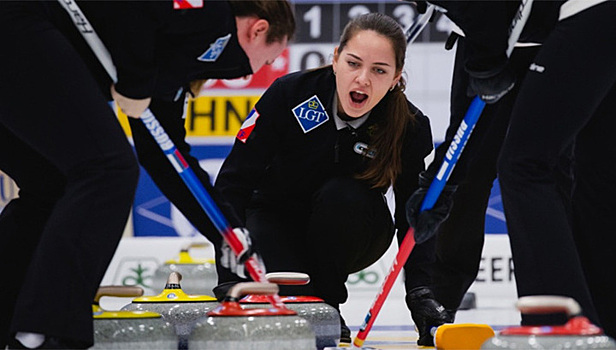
top-left (152, 241), bottom-right (217, 296)
top-left (241, 272), bottom-right (340, 349)
top-left (189, 282), bottom-right (317, 350)
top-left (481, 296), bottom-right (616, 349)
top-left (121, 272), bottom-right (218, 349)
top-left (91, 286), bottom-right (176, 350)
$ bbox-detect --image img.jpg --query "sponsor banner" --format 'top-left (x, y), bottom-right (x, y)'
top-left (485, 179), bottom-right (507, 234)
top-left (101, 235), bottom-right (516, 306)
top-left (471, 239), bottom-right (516, 298)
top-left (0, 170), bottom-right (18, 214)
top-left (111, 101), bottom-right (133, 137)
top-left (345, 233), bottom-right (516, 299)
top-left (116, 95), bottom-right (261, 138)
top-left (132, 143), bottom-right (232, 237)
top-left (186, 95), bottom-right (261, 137)
top-left (131, 141), bottom-right (506, 237)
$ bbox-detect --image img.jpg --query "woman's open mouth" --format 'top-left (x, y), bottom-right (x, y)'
top-left (349, 91), bottom-right (368, 108)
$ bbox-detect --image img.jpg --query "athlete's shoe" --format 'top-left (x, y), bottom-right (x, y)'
top-left (406, 287), bottom-right (452, 346)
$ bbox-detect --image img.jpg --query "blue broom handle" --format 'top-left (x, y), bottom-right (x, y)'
top-left (420, 96), bottom-right (485, 211)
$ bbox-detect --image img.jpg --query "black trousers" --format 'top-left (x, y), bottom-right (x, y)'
top-left (243, 177), bottom-right (436, 310)
top-left (0, 3), bottom-right (139, 347)
top-left (128, 97), bottom-right (245, 285)
top-left (498, 2), bottom-right (616, 334)
top-left (429, 39), bottom-right (547, 311)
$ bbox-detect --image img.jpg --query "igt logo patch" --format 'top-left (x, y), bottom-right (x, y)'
top-left (292, 95), bottom-right (329, 133)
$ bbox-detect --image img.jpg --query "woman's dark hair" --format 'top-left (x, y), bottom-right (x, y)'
top-left (228, 0), bottom-right (296, 43)
top-left (338, 12), bottom-right (415, 188)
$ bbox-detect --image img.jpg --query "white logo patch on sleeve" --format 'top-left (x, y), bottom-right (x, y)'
top-left (197, 34), bottom-right (231, 62)
top-left (291, 95), bottom-right (329, 133)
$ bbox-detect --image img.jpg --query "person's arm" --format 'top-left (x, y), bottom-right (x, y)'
top-left (81, 1), bottom-right (234, 99)
top-left (430, 1), bottom-right (520, 104)
top-left (85, 1), bottom-right (166, 99)
top-left (214, 77), bottom-right (288, 277)
top-left (215, 78), bottom-right (288, 223)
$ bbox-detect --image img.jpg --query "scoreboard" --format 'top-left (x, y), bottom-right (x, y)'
top-left (292, 0), bottom-right (453, 44)
top-left (290, 1), bottom-right (455, 71)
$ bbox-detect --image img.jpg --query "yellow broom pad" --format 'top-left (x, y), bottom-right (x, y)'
top-left (434, 323), bottom-right (495, 350)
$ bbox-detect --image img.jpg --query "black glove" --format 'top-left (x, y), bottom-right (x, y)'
top-left (467, 66), bottom-right (515, 104)
top-left (405, 172), bottom-right (457, 244)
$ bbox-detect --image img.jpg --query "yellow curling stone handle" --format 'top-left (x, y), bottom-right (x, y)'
top-left (165, 241), bottom-right (215, 264)
top-left (132, 272), bottom-right (217, 303)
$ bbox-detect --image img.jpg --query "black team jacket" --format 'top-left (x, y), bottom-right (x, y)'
top-left (216, 66), bottom-right (434, 245)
